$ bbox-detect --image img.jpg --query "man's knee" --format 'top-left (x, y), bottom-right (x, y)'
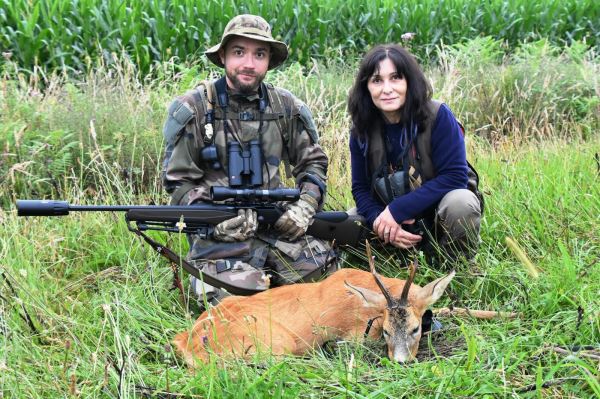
top-left (190, 259), bottom-right (270, 291)
top-left (268, 237), bottom-right (338, 285)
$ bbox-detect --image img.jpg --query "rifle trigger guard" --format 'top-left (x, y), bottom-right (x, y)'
top-left (195, 226), bottom-right (212, 239)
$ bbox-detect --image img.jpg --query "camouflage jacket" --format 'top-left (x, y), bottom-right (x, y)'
top-left (161, 78), bottom-right (329, 206)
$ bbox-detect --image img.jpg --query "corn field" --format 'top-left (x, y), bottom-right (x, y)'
top-left (1, 0), bottom-right (599, 74)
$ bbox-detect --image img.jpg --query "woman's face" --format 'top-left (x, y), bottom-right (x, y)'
top-left (367, 57), bottom-right (407, 123)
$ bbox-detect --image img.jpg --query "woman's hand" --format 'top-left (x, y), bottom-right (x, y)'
top-left (373, 207), bottom-right (422, 249)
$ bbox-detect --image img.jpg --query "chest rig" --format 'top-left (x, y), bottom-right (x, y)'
top-left (196, 77), bottom-right (293, 184)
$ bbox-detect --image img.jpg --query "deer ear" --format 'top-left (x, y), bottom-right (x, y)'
top-left (345, 281), bottom-right (386, 308)
top-left (416, 270), bottom-right (456, 307)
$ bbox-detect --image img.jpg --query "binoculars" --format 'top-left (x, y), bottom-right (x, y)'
top-left (228, 139), bottom-right (263, 187)
top-left (200, 139), bottom-right (264, 187)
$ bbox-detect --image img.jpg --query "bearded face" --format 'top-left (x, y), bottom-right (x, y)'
top-left (220, 36), bottom-right (270, 94)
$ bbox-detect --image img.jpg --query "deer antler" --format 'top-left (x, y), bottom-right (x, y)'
top-left (366, 240), bottom-right (394, 308)
top-left (398, 259), bottom-right (418, 306)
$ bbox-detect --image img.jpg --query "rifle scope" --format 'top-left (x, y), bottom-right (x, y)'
top-left (211, 187), bottom-right (300, 202)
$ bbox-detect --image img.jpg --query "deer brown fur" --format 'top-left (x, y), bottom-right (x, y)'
top-left (173, 253), bottom-right (455, 366)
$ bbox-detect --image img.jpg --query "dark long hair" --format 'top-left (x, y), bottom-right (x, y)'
top-left (347, 44), bottom-right (432, 140)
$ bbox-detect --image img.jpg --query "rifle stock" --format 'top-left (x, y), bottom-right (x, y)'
top-left (308, 212), bottom-right (367, 246)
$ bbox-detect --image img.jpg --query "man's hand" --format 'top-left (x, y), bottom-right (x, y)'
top-left (274, 193), bottom-right (318, 241)
top-left (373, 207), bottom-right (422, 249)
top-left (213, 209), bottom-right (258, 242)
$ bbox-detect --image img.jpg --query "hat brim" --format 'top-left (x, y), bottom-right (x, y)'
top-left (205, 33), bottom-right (289, 70)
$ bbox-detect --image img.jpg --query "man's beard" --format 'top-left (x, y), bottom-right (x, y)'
top-left (227, 69), bottom-right (266, 94)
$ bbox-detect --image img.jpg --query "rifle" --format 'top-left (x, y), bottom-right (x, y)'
top-left (16, 189), bottom-right (368, 295)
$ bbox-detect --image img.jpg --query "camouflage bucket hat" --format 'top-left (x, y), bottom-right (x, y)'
top-left (205, 14), bottom-right (289, 70)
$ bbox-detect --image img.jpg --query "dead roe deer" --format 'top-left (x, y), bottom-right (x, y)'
top-left (174, 244), bottom-right (455, 366)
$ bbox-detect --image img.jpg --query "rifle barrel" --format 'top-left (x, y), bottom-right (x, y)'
top-left (17, 200), bottom-right (138, 216)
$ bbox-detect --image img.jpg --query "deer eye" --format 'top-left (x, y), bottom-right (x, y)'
top-left (411, 326), bottom-right (420, 335)
top-left (382, 329), bottom-right (390, 338)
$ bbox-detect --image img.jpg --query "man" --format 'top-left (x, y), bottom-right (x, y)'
top-left (161, 15), bottom-right (336, 304)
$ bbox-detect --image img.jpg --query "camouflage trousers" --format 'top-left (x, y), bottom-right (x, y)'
top-left (187, 230), bottom-right (337, 298)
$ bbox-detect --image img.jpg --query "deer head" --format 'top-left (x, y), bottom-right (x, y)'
top-left (348, 242), bottom-right (455, 362)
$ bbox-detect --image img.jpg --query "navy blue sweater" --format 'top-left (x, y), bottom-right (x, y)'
top-left (350, 104), bottom-right (468, 227)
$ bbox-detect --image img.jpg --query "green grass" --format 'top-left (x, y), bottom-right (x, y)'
top-left (1, 0), bottom-right (599, 74)
top-left (1, 138), bottom-right (598, 397)
top-left (1, 38), bottom-right (598, 205)
top-left (1, 38), bottom-right (599, 397)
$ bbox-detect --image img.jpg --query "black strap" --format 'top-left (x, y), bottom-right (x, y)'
top-left (383, 170), bottom-right (394, 201)
top-left (212, 78), bottom-right (270, 111)
top-left (258, 82), bottom-right (269, 111)
top-left (169, 182), bottom-right (197, 205)
top-left (213, 109), bottom-right (282, 121)
top-left (214, 76), bottom-right (228, 108)
top-left (384, 123), bottom-right (416, 171)
top-left (132, 227), bottom-right (262, 296)
top-left (216, 77), bottom-right (229, 136)
top-left (363, 316), bottom-right (381, 338)
top-left (373, 123), bottom-right (416, 201)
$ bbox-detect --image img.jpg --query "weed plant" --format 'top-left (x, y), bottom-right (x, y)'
top-left (1, 38), bottom-right (597, 206)
top-left (1, 0), bottom-right (599, 74)
top-left (1, 133), bottom-right (598, 398)
top-left (0, 38), bottom-right (599, 397)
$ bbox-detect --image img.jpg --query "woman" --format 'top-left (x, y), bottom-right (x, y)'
top-left (348, 44), bottom-right (482, 260)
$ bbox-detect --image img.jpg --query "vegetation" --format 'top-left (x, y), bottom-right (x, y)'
top-left (0, 34), bottom-right (599, 398)
top-left (1, 38), bottom-right (598, 206)
top-left (1, 0), bottom-right (599, 74)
